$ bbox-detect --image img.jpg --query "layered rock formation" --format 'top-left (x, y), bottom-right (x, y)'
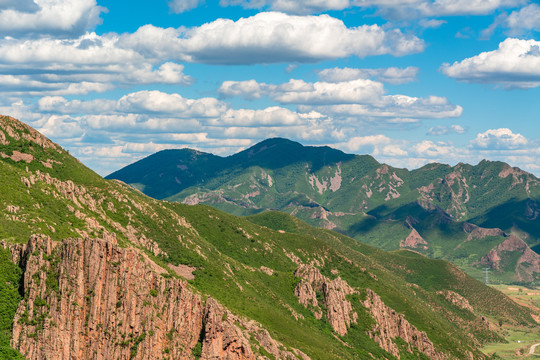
top-left (294, 264), bottom-right (445, 359)
top-left (362, 289), bottom-right (446, 360)
top-left (294, 264), bottom-right (357, 336)
top-left (479, 235), bottom-right (540, 282)
top-left (4, 235), bottom-right (308, 360)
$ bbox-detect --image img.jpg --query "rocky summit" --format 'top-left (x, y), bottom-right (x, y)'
top-left (1, 115), bottom-right (539, 359)
top-left (108, 137), bottom-right (540, 285)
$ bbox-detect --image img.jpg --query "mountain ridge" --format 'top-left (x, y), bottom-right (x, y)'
top-left (107, 137), bottom-right (540, 285)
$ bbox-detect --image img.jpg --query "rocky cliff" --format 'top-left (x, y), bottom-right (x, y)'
top-left (362, 289), bottom-right (446, 360)
top-left (3, 235), bottom-right (307, 360)
top-left (294, 264), bottom-right (444, 359)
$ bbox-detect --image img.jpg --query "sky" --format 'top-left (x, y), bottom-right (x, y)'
top-left (0, 0), bottom-right (539, 176)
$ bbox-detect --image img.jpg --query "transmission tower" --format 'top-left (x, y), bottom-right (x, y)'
top-left (484, 267), bottom-right (490, 285)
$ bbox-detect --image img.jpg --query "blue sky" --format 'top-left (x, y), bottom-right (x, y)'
top-left (1, 0), bottom-right (539, 176)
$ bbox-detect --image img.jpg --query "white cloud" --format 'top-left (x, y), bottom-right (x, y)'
top-left (221, 0), bottom-right (524, 17)
top-left (419, 18), bottom-right (446, 28)
top-left (504, 4), bottom-right (540, 34)
top-left (39, 91), bottom-right (226, 118)
top-left (169, 0), bottom-right (205, 13)
top-left (335, 134), bottom-right (410, 157)
top-left (301, 94), bottom-right (462, 120)
top-left (220, 0), bottom-right (352, 14)
top-left (220, 78), bottom-right (385, 104)
top-left (416, 0), bottom-right (525, 16)
top-left (219, 78), bottom-right (462, 122)
top-left (427, 124), bottom-right (465, 135)
top-left (39, 115), bottom-right (85, 139)
top-left (317, 66), bottom-right (419, 84)
top-left (484, 3), bottom-right (540, 37)
top-left (0, 0), bottom-right (105, 37)
top-left (413, 140), bottom-right (455, 157)
top-left (212, 107), bottom-right (325, 127)
top-left (121, 12), bottom-right (425, 64)
top-left (471, 128), bottom-right (528, 149)
top-left (0, 33), bottom-right (193, 97)
top-left (441, 38), bottom-right (540, 88)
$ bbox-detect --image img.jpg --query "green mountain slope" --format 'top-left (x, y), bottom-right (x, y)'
top-left (2, 115), bottom-right (539, 358)
top-left (107, 138), bottom-right (540, 285)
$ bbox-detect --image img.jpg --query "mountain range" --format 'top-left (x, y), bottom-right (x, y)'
top-left (1, 115), bottom-right (538, 360)
top-left (107, 138), bottom-right (540, 286)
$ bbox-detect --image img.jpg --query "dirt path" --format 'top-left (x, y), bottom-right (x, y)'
top-left (530, 342), bottom-right (540, 355)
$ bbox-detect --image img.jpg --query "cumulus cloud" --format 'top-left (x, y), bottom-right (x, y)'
top-left (359, 0), bottom-right (525, 19)
top-left (483, 3), bottom-right (540, 37)
top-left (220, 78), bottom-right (385, 104)
top-left (0, 0), bottom-right (106, 37)
top-left (221, 0), bottom-right (524, 17)
top-left (121, 12), bottom-right (425, 64)
top-left (169, 0), bottom-right (205, 13)
top-left (427, 124), bottom-right (465, 135)
top-left (471, 128), bottom-right (528, 149)
top-left (0, 33), bottom-right (193, 97)
top-left (220, 0), bottom-right (352, 14)
top-left (441, 38), bottom-right (540, 88)
top-left (304, 95), bottom-right (462, 121)
top-left (219, 77), bottom-right (462, 122)
top-left (212, 107), bottom-right (325, 127)
top-left (413, 140), bottom-right (455, 157)
top-left (317, 66), bottom-right (419, 84)
top-left (38, 91), bottom-right (226, 118)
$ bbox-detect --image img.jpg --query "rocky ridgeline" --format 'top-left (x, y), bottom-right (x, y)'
top-left (0, 115), bottom-right (59, 151)
top-left (294, 264), bottom-right (444, 359)
top-left (2, 235), bottom-right (307, 360)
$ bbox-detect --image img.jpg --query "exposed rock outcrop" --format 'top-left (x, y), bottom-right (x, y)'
top-left (6, 235), bottom-right (308, 360)
top-left (362, 289), bottom-right (446, 360)
top-left (293, 265), bottom-right (445, 359)
top-left (462, 223), bottom-right (506, 241)
top-left (400, 228), bottom-right (428, 250)
top-left (437, 290), bottom-right (474, 312)
top-left (201, 298), bottom-right (310, 360)
top-left (479, 235), bottom-right (540, 282)
top-left (294, 264), bottom-right (356, 336)
top-left (11, 235), bottom-right (203, 360)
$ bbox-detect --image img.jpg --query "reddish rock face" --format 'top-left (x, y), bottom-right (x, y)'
top-left (479, 235), bottom-right (540, 282)
top-left (294, 264), bottom-right (446, 360)
top-left (400, 228), bottom-right (428, 250)
top-left (10, 235), bottom-right (204, 360)
top-left (362, 289), bottom-right (446, 360)
top-left (5, 235), bottom-right (309, 360)
top-left (294, 264), bottom-right (356, 336)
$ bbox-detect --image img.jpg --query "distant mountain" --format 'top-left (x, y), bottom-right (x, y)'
top-left (108, 138), bottom-right (540, 285)
top-left (2, 115), bottom-right (539, 359)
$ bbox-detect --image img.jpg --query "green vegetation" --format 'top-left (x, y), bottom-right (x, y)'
top-left (0, 247), bottom-right (25, 359)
